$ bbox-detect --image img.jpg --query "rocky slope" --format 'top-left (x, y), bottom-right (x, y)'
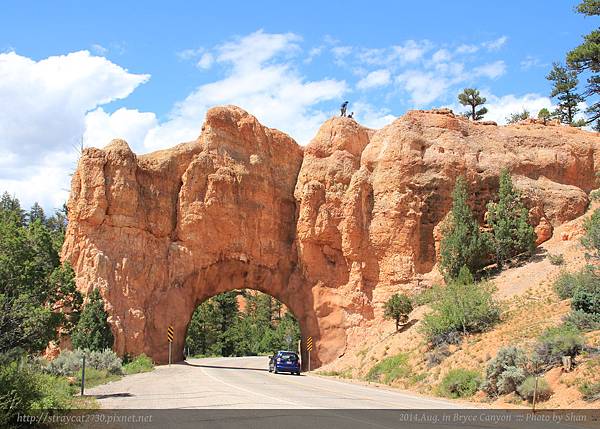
top-left (316, 205), bottom-right (600, 409)
top-left (62, 106), bottom-right (599, 365)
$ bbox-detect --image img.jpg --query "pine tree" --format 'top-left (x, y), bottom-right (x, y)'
top-left (538, 108), bottom-right (551, 124)
top-left (486, 170), bottom-right (536, 267)
top-left (0, 193), bottom-right (78, 354)
top-left (213, 292), bottom-right (240, 356)
top-left (440, 177), bottom-right (489, 280)
top-left (458, 88), bottom-right (488, 121)
top-left (567, 0), bottom-right (600, 123)
top-left (546, 62), bottom-right (584, 125)
top-left (0, 192), bottom-right (25, 225)
top-left (27, 202), bottom-right (46, 225)
top-left (71, 288), bottom-right (114, 351)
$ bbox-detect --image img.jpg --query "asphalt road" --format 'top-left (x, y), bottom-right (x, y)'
top-left (82, 358), bottom-right (597, 429)
top-left (86, 356), bottom-right (463, 409)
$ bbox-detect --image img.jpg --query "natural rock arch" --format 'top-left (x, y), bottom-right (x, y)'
top-left (62, 105), bottom-right (600, 367)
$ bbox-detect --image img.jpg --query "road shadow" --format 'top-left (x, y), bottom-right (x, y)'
top-left (93, 393), bottom-right (133, 399)
top-left (182, 361), bottom-right (270, 372)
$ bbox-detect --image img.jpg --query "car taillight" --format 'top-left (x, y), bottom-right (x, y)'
top-left (277, 358), bottom-right (281, 363)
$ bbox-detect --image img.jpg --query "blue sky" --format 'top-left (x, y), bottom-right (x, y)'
top-left (0, 0), bottom-right (596, 210)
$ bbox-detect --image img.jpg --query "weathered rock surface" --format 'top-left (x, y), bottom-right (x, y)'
top-left (63, 106), bottom-right (600, 366)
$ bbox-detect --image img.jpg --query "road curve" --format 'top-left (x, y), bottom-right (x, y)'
top-left (86, 356), bottom-right (464, 409)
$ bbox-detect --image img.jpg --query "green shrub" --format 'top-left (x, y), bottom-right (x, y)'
top-left (0, 361), bottom-right (43, 427)
top-left (535, 324), bottom-right (585, 366)
top-left (71, 288), bottom-right (114, 352)
top-left (366, 353), bottom-right (411, 384)
top-left (571, 270), bottom-right (600, 315)
top-left (483, 346), bottom-right (529, 396)
top-left (553, 271), bottom-right (581, 300)
top-left (438, 369), bottom-right (481, 398)
top-left (75, 367), bottom-right (120, 389)
top-left (517, 376), bottom-right (553, 402)
top-left (384, 293), bottom-right (413, 331)
top-left (563, 310), bottom-right (600, 332)
top-left (123, 354), bottom-right (154, 375)
top-left (548, 253), bottom-right (565, 266)
top-left (46, 349), bottom-right (84, 376)
top-left (47, 349), bottom-right (122, 376)
top-left (582, 208), bottom-right (600, 258)
top-left (413, 286), bottom-right (442, 306)
top-left (86, 349), bottom-right (122, 375)
top-left (31, 373), bottom-right (75, 410)
top-left (579, 381), bottom-right (600, 401)
top-left (422, 269), bottom-right (500, 341)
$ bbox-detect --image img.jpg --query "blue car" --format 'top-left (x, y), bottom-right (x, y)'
top-left (268, 351), bottom-right (301, 375)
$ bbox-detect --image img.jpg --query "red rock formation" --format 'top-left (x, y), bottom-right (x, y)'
top-left (63, 106), bottom-right (600, 367)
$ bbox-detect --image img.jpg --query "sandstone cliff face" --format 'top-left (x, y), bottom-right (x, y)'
top-left (63, 106), bottom-right (599, 366)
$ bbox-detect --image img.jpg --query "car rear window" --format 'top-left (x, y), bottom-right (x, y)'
top-left (279, 353), bottom-right (298, 360)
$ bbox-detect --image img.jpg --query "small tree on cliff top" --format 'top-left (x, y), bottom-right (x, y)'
top-left (440, 176), bottom-right (489, 280)
top-left (384, 294), bottom-right (413, 331)
top-left (71, 288), bottom-right (114, 352)
top-left (458, 88), bottom-right (488, 121)
top-left (538, 108), bottom-right (551, 124)
top-left (486, 170), bottom-right (536, 267)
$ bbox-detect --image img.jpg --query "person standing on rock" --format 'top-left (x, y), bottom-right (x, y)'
top-left (340, 101), bottom-right (348, 117)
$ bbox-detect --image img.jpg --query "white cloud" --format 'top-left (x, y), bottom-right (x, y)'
top-left (357, 69), bottom-right (391, 90)
top-left (456, 44), bottom-right (479, 54)
top-left (331, 45), bottom-right (352, 65)
top-left (392, 40), bottom-right (431, 64)
top-left (520, 55), bottom-right (546, 70)
top-left (0, 50), bottom-right (149, 210)
top-left (357, 40), bottom-right (431, 66)
top-left (396, 71), bottom-right (451, 106)
top-left (143, 30), bottom-right (347, 149)
top-left (482, 36), bottom-right (508, 51)
top-left (432, 49), bottom-right (452, 63)
top-left (83, 107), bottom-right (158, 151)
top-left (196, 52), bottom-right (214, 69)
top-left (484, 93), bottom-right (552, 124)
top-left (350, 101), bottom-right (396, 129)
top-left (177, 48), bottom-right (204, 60)
top-left (304, 46), bottom-right (324, 63)
top-left (474, 60), bottom-right (506, 79)
top-left (91, 44), bottom-right (108, 56)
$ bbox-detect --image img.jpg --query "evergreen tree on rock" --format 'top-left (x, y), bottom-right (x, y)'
top-left (567, 0), bottom-right (600, 123)
top-left (458, 88), bottom-right (488, 121)
top-left (546, 62), bottom-right (584, 125)
top-left (486, 170), bottom-right (536, 267)
top-left (440, 176), bottom-right (489, 280)
top-left (71, 288), bottom-right (114, 352)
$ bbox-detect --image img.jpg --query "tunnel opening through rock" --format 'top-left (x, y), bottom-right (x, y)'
top-left (183, 290), bottom-right (305, 367)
